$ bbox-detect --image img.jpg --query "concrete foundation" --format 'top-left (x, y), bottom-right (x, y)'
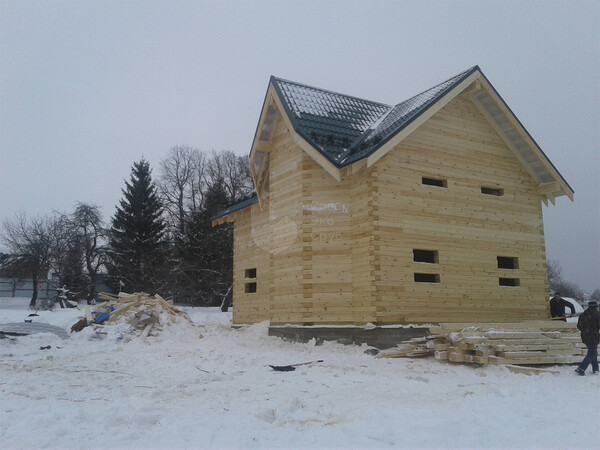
top-left (268, 326), bottom-right (430, 350)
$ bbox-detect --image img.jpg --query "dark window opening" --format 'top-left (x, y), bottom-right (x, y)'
top-left (413, 249), bottom-right (439, 264)
top-left (414, 273), bottom-right (440, 283)
top-left (245, 282), bottom-right (257, 293)
top-left (499, 278), bottom-right (520, 287)
top-left (422, 177), bottom-right (447, 188)
top-left (497, 256), bottom-right (519, 269)
top-left (481, 186), bottom-right (504, 196)
top-left (245, 268), bottom-right (257, 279)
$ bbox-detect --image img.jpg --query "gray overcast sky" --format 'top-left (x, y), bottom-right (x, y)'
top-left (1, 0), bottom-right (598, 292)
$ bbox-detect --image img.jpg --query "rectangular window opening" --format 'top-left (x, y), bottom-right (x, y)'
top-left (497, 256), bottom-right (519, 269)
top-left (481, 186), bottom-right (504, 196)
top-left (245, 268), bottom-right (257, 279)
top-left (422, 177), bottom-right (447, 188)
top-left (499, 278), bottom-right (520, 287)
top-left (414, 273), bottom-right (440, 283)
top-left (245, 282), bottom-right (257, 293)
top-left (413, 249), bottom-right (439, 264)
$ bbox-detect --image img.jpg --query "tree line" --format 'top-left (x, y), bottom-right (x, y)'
top-left (0, 147), bottom-right (252, 308)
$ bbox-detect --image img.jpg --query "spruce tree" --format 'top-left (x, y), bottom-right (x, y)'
top-left (176, 177), bottom-right (232, 305)
top-left (108, 159), bottom-right (166, 293)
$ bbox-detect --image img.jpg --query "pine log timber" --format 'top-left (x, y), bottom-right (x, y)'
top-left (221, 69), bottom-right (573, 327)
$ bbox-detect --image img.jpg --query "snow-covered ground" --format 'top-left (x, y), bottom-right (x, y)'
top-left (1, 298), bottom-right (599, 449)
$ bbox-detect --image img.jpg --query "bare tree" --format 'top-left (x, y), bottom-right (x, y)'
top-left (189, 150), bottom-right (208, 212)
top-left (71, 203), bottom-right (108, 303)
top-left (206, 150), bottom-right (253, 201)
top-left (49, 212), bottom-right (85, 301)
top-left (1, 213), bottom-right (56, 307)
top-left (547, 259), bottom-right (562, 292)
top-left (547, 259), bottom-right (583, 300)
top-left (159, 146), bottom-right (207, 234)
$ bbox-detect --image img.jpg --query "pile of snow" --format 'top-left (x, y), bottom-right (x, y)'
top-left (1, 298), bottom-right (598, 449)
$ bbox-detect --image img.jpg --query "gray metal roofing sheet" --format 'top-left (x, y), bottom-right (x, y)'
top-left (271, 77), bottom-right (391, 163)
top-left (271, 67), bottom-right (479, 167)
top-left (0, 322), bottom-right (69, 339)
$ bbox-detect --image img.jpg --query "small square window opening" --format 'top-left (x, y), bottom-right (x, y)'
top-left (422, 177), bottom-right (447, 188)
top-left (499, 278), bottom-right (520, 287)
top-left (413, 249), bottom-right (439, 264)
top-left (497, 256), bottom-right (519, 269)
top-left (414, 273), bottom-right (440, 283)
top-left (481, 187), bottom-right (504, 196)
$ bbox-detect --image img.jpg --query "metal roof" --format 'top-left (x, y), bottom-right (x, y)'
top-left (270, 66), bottom-right (478, 167)
top-left (217, 66), bottom-right (573, 221)
top-left (212, 191), bottom-right (258, 221)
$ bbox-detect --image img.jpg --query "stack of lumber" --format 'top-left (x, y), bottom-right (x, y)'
top-left (377, 336), bottom-right (436, 358)
top-left (378, 322), bottom-right (590, 366)
top-left (432, 322), bottom-right (585, 365)
top-left (87, 292), bottom-right (193, 338)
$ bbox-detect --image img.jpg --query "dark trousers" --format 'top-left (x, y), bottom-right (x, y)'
top-left (578, 344), bottom-right (599, 373)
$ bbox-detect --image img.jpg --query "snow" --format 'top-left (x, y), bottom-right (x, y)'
top-left (1, 298), bottom-right (599, 449)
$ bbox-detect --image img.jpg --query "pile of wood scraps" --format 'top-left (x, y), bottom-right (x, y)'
top-left (378, 322), bottom-right (590, 366)
top-left (377, 336), bottom-right (436, 358)
top-left (71, 292), bottom-right (194, 338)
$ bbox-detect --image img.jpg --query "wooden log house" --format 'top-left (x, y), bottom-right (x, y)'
top-left (213, 66), bottom-right (573, 326)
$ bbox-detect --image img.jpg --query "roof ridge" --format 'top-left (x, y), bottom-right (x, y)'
top-left (338, 65), bottom-right (480, 166)
top-left (395, 65), bottom-right (479, 108)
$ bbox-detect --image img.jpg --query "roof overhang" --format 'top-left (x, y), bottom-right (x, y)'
top-left (250, 83), bottom-right (342, 207)
top-left (248, 69), bottom-right (573, 208)
top-left (365, 69), bottom-right (573, 204)
top-left (468, 72), bottom-right (574, 204)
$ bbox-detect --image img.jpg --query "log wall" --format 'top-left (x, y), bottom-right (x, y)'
top-left (373, 95), bottom-right (549, 323)
top-left (231, 94), bottom-right (550, 325)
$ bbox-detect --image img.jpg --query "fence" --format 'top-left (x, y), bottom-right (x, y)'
top-left (0, 277), bottom-right (57, 300)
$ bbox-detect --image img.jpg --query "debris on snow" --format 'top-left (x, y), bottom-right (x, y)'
top-left (70, 291), bottom-right (198, 339)
top-left (268, 359), bottom-right (323, 371)
top-left (0, 322), bottom-right (70, 339)
top-left (378, 321), bottom-right (592, 366)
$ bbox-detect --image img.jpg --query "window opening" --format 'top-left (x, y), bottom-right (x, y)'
top-left (245, 268), bottom-right (257, 279)
top-left (414, 273), bottom-right (440, 283)
top-left (499, 278), bottom-right (520, 287)
top-left (245, 282), bottom-right (257, 293)
top-left (497, 256), bottom-right (519, 269)
top-left (422, 177), bottom-right (447, 188)
top-left (413, 249), bottom-right (439, 264)
top-left (481, 186), bottom-right (504, 196)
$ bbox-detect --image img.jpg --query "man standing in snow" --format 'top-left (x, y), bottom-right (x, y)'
top-left (549, 292), bottom-right (575, 320)
top-left (575, 300), bottom-right (599, 376)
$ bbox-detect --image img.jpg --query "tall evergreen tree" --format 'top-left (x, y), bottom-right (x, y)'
top-left (108, 159), bottom-right (166, 293)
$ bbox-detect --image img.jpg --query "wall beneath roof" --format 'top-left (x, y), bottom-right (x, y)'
top-left (372, 94), bottom-right (550, 323)
top-left (231, 94), bottom-right (551, 325)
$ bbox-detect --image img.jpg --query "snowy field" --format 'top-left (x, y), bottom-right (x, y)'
top-left (1, 298), bottom-right (598, 449)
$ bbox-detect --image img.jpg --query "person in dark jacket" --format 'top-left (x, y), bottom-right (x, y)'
top-left (549, 292), bottom-right (575, 320)
top-left (575, 300), bottom-right (599, 376)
